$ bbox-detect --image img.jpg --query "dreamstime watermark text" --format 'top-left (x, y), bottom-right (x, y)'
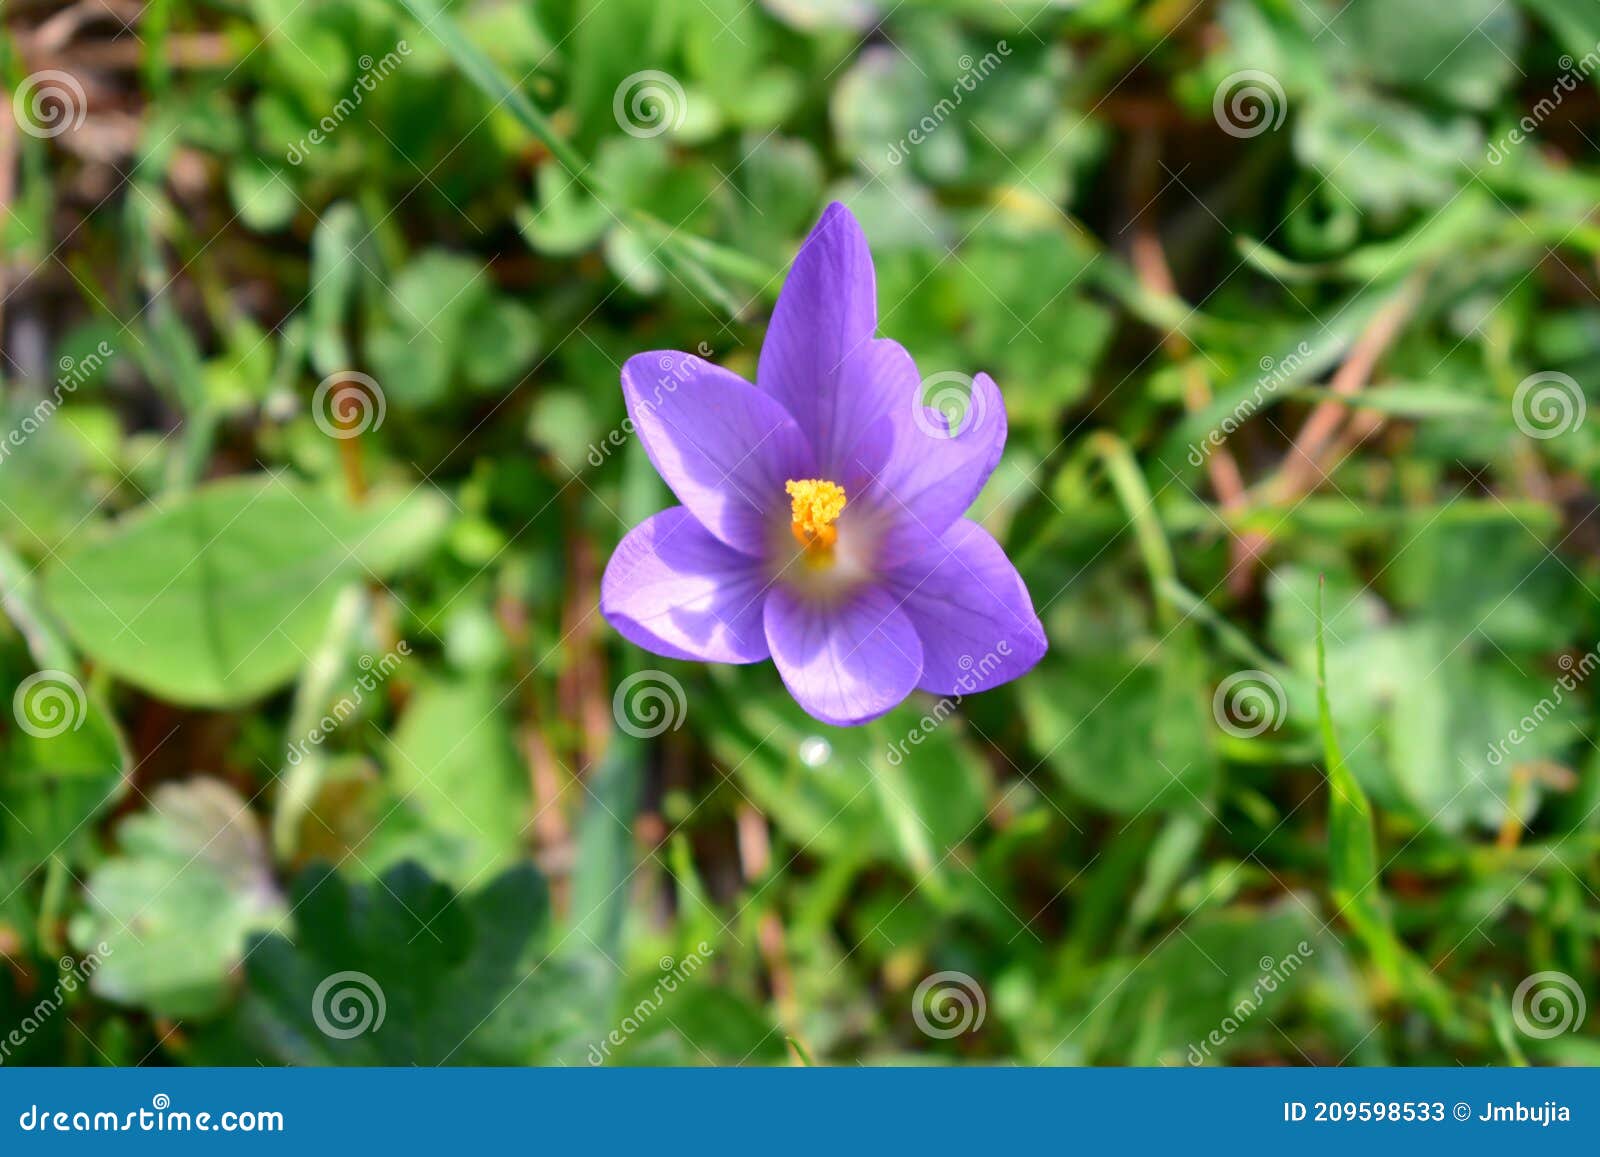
top-left (1187, 343), bottom-right (1311, 467)
top-left (885, 642), bottom-right (1013, 764)
top-left (885, 43), bottom-right (1011, 166)
top-left (0, 944), bottom-right (111, 1065)
top-left (587, 346), bottom-right (715, 468)
top-left (1487, 647), bottom-right (1597, 767)
top-left (587, 942), bottom-right (713, 1064)
top-left (0, 342), bottom-right (113, 467)
top-left (1488, 44), bottom-right (1600, 163)
top-left (1186, 940), bottom-right (1314, 1064)
top-left (285, 642), bottom-right (411, 766)
top-left (286, 43), bottom-right (412, 164)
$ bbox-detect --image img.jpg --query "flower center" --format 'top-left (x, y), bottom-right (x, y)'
top-left (786, 478), bottom-right (846, 557)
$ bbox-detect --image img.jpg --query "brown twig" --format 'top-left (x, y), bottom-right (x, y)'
top-left (0, 73), bottom-right (14, 347)
top-left (23, 35), bottom-right (235, 71)
top-left (1127, 130), bottom-right (1264, 595)
top-left (497, 589), bottom-right (573, 910)
top-left (1265, 274), bottom-right (1427, 505)
top-left (737, 803), bottom-right (800, 1038)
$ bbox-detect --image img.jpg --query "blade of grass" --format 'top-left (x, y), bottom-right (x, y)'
top-left (394, 0), bottom-right (774, 314)
top-left (1316, 576), bottom-right (1459, 1028)
top-left (1090, 432), bottom-right (1177, 629)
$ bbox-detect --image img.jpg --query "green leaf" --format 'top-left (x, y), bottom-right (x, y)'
top-left (1315, 577), bottom-right (1380, 904)
top-left (1091, 907), bottom-right (1372, 1065)
top-left (1020, 638), bottom-right (1218, 816)
top-left (1330, 0), bottom-right (1523, 110)
top-left (1295, 90), bottom-right (1481, 215)
top-left (42, 476), bottom-right (447, 706)
top-left (385, 676), bottom-right (531, 885)
top-left (196, 861), bottom-right (578, 1064)
top-left (707, 674), bottom-right (992, 879)
top-left (0, 543), bottom-right (130, 887)
top-left (1, 679), bottom-right (127, 883)
top-left (69, 780), bottom-right (286, 1019)
top-left (306, 202), bottom-right (367, 377)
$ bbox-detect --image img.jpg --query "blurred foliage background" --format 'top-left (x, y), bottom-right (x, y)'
top-left (4, 0), bottom-right (1600, 1066)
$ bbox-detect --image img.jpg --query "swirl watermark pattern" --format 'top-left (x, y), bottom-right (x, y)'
top-left (311, 971), bottom-right (386, 1039)
top-left (12, 71), bottom-right (87, 139)
top-left (13, 671), bottom-right (88, 739)
top-left (1211, 669), bottom-right (1287, 738)
top-left (913, 372), bottom-right (984, 439)
top-left (911, 970), bottom-right (986, 1039)
top-left (1512, 371), bottom-right (1584, 440)
top-left (613, 71), bottom-right (688, 139)
top-left (1510, 971), bottom-right (1586, 1039)
top-left (612, 670), bottom-right (687, 738)
top-left (312, 371), bottom-right (386, 439)
top-left (1212, 70), bottom-right (1287, 139)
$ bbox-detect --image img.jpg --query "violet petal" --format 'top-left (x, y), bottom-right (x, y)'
top-left (757, 202), bottom-right (878, 470)
top-left (601, 507), bottom-right (773, 663)
top-left (886, 518), bottom-right (1046, 695)
top-left (764, 585), bottom-right (923, 726)
top-left (624, 350), bottom-right (815, 556)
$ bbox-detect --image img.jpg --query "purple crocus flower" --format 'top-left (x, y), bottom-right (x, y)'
top-left (600, 202), bottom-right (1046, 726)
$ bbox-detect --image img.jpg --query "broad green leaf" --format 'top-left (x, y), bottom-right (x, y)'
top-left (69, 780), bottom-right (286, 1019)
top-left (194, 861), bottom-right (578, 1064)
top-left (1019, 638), bottom-right (1218, 815)
top-left (0, 543), bottom-right (129, 888)
top-left (42, 476), bottom-right (447, 706)
top-left (386, 676), bottom-right (531, 885)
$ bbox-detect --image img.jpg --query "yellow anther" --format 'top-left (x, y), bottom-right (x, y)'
top-left (786, 479), bottom-right (847, 553)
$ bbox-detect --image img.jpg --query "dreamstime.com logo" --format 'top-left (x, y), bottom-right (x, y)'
top-left (1212, 70), bottom-right (1287, 138)
top-left (12, 670), bottom-right (88, 739)
top-left (613, 70), bottom-right (687, 138)
top-left (1510, 971), bottom-right (1586, 1039)
top-left (311, 971), bottom-right (386, 1039)
top-left (613, 670), bottom-right (687, 738)
top-left (18, 1095), bottom-right (283, 1134)
top-left (1211, 669), bottom-right (1287, 738)
top-left (12, 70), bottom-right (87, 139)
top-left (911, 970), bottom-right (986, 1039)
top-left (1513, 371), bottom-right (1585, 440)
